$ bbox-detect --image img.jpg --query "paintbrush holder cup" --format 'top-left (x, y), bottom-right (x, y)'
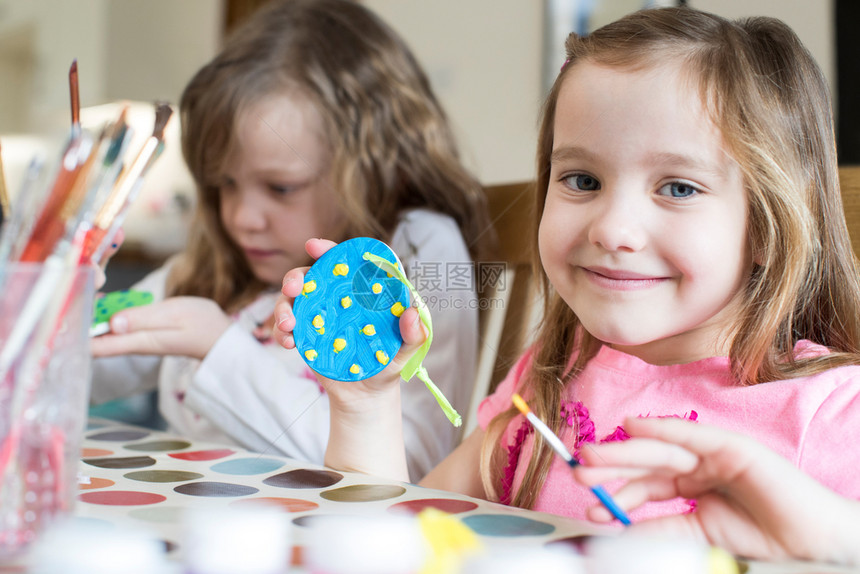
top-left (0, 263), bottom-right (94, 561)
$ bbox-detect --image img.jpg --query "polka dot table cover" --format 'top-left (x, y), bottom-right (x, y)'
top-left (70, 418), bottom-right (601, 568)
top-left (2, 418), bottom-right (846, 573)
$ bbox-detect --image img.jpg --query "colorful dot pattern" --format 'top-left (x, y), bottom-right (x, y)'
top-left (73, 420), bottom-right (590, 566)
top-left (293, 237), bottom-right (409, 382)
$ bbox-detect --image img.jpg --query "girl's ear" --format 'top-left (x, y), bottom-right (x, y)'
top-left (745, 237), bottom-right (764, 267)
top-left (751, 244), bottom-right (764, 266)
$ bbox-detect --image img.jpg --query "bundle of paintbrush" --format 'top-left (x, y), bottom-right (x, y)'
top-left (0, 100), bottom-right (173, 376)
top-left (0, 72), bottom-right (173, 553)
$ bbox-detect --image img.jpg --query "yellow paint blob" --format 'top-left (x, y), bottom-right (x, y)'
top-left (349, 364), bottom-right (361, 375)
top-left (302, 280), bottom-right (316, 295)
top-left (341, 296), bottom-right (352, 308)
top-left (375, 350), bottom-right (390, 365)
top-left (361, 324), bottom-right (376, 336)
top-left (304, 350), bottom-right (318, 361)
top-left (417, 508), bottom-right (482, 574)
top-left (316, 327), bottom-right (325, 335)
top-left (390, 302), bottom-right (405, 317)
top-left (372, 283), bottom-right (382, 294)
top-left (333, 338), bottom-right (347, 353)
top-left (333, 263), bottom-right (349, 276)
top-left (312, 315), bottom-right (325, 329)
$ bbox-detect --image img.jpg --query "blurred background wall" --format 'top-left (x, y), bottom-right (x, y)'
top-left (0, 0), bottom-right (840, 262)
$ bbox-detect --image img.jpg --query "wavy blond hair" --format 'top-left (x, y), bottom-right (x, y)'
top-left (170, 0), bottom-right (491, 311)
top-left (482, 7), bottom-right (860, 510)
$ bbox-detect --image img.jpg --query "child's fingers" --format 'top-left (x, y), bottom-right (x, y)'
top-left (106, 301), bottom-right (177, 333)
top-left (90, 329), bottom-right (160, 356)
top-left (305, 237), bottom-right (338, 260)
top-left (388, 307), bottom-right (428, 372)
top-left (91, 228), bottom-right (126, 290)
top-left (275, 267), bottom-right (307, 349)
top-left (103, 228), bottom-right (125, 258)
top-left (281, 268), bottom-right (307, 297)
top-left (400, 306), bottom-right (427, 346)
top-left (621, 417), bottom-right (738, 459)
top-left (273, 295), bottom-right (296, 349)
top-left (276, 269), bottom-right (306, 349)
top-left (92, 265), bottom-right (108, 291)
top-left (578, 439), bottom-right (699, 474)
top-left (95, 228), bottom-right (125, 270)
top-left (585, 476), bottom-right (680, 523)
top-left (282, 236), bottom-right (339, 298)
top-left (573, 464), bottom-right (656, 485)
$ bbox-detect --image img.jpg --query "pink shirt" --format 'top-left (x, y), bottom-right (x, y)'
top-left (478, 341), bottom-right (860, 522)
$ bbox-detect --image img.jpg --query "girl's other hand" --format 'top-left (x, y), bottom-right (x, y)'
top-left (90, 296), bottom-right (233, 360)
top-left (572, 417), bottom-right (860, 567)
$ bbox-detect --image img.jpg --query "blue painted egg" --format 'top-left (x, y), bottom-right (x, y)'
top-left (293, 237), bottom-right (410, 381)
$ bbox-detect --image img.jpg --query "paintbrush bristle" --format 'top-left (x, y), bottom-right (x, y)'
top-left (512, 393), bottom-right (530, 416)
top-left (152, 102), bottom-right (173, 140)
top-left (0, 138), bottom-right (9, 220)
top-left (69, 59), bottom-right (80, 128)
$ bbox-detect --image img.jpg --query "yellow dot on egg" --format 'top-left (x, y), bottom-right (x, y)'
top-left (390, 302), bottom-right (405, 317)
top-left (312, 315), bottom-right (325, 328)
top-left (304, 350), bottom-right (318, 361)
top-left (341, 296), bottom-right (352, 308)
top-left (375, 350), bottom-right (390, 365)
top-left (372, 283), bottom-right (382, 294)
top-left (361, 324), bottom-right (376, 336)
top-left (333, 338), bottom-right (347, 353)
top-left (333, 263), bottom-right (349, 276)
top-left (302, 280), bottom-right (317, 295)
top-left (349, 364), bottom-right (361, 375)
top-left (316, 327), bottom-right (325, 335)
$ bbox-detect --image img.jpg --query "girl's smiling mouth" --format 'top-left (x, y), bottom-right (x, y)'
top-left (582, 266), bottom-right (668, 290)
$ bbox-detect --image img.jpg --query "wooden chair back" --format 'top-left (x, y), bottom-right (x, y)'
top-left (463, 181), bottom-right (540, 435)
top-left (840, 166), bottom-right (860, 257)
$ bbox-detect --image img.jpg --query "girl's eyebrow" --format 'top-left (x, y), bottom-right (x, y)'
top-left (551, 146), bottom-right (727, 179)
top-left (550, 145), bottom-right (597, 165)
top-left (648, 151), bottom-right (726, 178)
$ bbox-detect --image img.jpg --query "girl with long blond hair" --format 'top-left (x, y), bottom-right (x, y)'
top-left (275, 6), bottom-right (860, 525)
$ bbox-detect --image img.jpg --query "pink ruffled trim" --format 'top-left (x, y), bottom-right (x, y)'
top-left (602, 426), bottom-right (631, 443)
top-left (501, 419), bottom-right (532, 505)
top-left (561, 401), bottom-right (593, 460)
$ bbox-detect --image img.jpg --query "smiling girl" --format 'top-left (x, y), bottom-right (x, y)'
top-left (274, 6), bottom-right (860, 524)
top-left (90, 0), bottom-right (491, 480)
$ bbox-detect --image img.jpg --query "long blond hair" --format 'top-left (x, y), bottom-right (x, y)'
top-left (483, 6), bottom-right (860, 510)
top-left (170, 0), bottom-right (491, 311)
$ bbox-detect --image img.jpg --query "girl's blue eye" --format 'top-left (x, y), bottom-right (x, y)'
top-left (564, 173), bottom-right (601, 192)
top-left (659, 182), bottom-right (699, 198)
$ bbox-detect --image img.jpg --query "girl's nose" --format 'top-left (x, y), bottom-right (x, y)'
top-left (586, 190), bottom-right (648, 253)
top-left (226, 189), bottom-right (267, 231)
